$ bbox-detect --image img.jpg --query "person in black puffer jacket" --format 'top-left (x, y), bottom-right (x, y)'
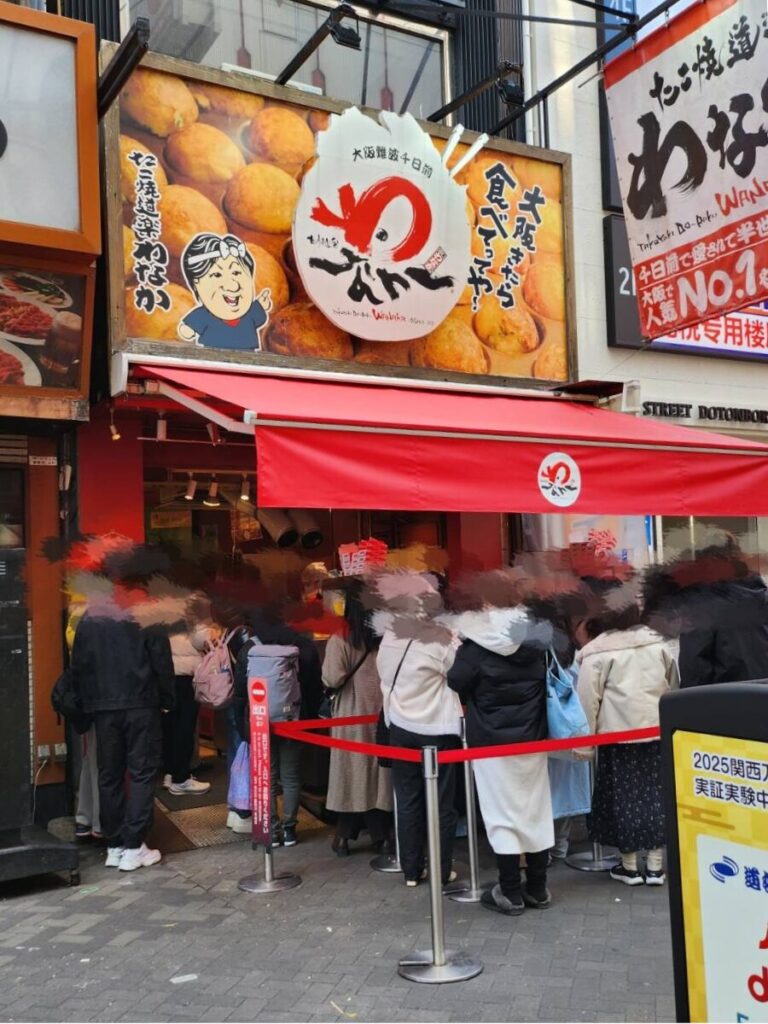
top-left (447, 606), bottom-right (553, 917)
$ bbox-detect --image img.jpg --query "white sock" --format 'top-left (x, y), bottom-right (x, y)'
top-left (621, 852), bottom-right (638, 872)
top-left (647, 848), bottom-right (664, 872)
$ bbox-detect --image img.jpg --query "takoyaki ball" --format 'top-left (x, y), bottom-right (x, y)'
top-left (224, 163), bottom-right (300, 234)
top-left (119, 135), bottom-right (167, 203)
top-left (533, 340), bottom-right (569, 381)
top-left (533, 199), bottom-right (564, 255)
top-left (354, 340), bottom-right (412, 366)
top-left (121, 68), bottom-right (198, 137)
top-left (165, 123), bottom-right (245, 184)
top-left (159, 185), bottom-right (228, 259)
top-left (246, 107), bottom-right (315, 174)
top-left (523, 257), bottom-right (566, 322)
top-left (266, 303), bottom-right (354, 360)
top-left (473, 296), bottom-right (540, 355)
top-left (189, 81), bottom-right (265, 119)
top-left (122, 225), bottom-right (135, 278)
top-left (308, 110), bottom-right (330, 133)
top-left (245, 243), bottom-right (290, 312)
top-left (510, 155), bottom-right (563, 203)
top-left (125, 283), bottom-right (195, 341)
top-left (410, 316), bottom-right (489, 375)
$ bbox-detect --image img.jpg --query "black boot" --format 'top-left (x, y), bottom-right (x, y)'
top-left (522, 849), bottom-right (551, 908)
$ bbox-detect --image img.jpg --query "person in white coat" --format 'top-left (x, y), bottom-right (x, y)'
top-left (576, 601), bottom-right (679, 886)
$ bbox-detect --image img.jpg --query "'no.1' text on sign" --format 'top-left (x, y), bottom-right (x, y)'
top-left (248, 677), bottom-right (272, 850)
top-left (604, 0), bottom-right (768, 338)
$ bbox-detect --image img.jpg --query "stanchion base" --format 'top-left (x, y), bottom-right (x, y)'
top-left (237, 872), bottom-right (302, 893)
top-left (398, 948), bottom-right (483, 984)
top-left (370, 853), bottom-right (402, 873)
top-left (565, 850), bottom-right (620, 873)
top-left (445, 885), bottom-right (484, 904)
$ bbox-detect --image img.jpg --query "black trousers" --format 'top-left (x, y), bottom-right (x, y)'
top-left (335, 809), bottom-right (393, 843)
top-left (497, 850), bottom-right (549, 901)
top-left (161, 676), bottom-right (198, 785)
top-left (94, 707), bottom-right (161, 850)
top-left (389, 723), bottom-right (460, 883)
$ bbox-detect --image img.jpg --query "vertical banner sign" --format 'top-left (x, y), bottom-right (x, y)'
top-left (673, 729), bottom-right (768, 1022)
top-left (248, 678), bottom-right (271, 850)
top-left (604, 0), bottom-right (768, 338)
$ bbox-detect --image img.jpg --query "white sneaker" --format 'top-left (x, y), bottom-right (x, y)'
top-left (162, 774), bottom-right (172, 789)
top-left (230, 814), bottom-right (252, 834)
top-left (105, 846), bottom-right (124, 868)
top-left (119, 844), bottom-right (162, 871)
top-left (169, 777), bottom-right (211, 796)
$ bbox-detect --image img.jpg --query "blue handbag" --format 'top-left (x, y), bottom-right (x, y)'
top-left (227, 741), bottom-right (251, 812)
top-left (546, 648), bottom-right (590, 745)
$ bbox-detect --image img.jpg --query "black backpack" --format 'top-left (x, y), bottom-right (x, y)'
top-left (51, 667), bottom-right (93, 735)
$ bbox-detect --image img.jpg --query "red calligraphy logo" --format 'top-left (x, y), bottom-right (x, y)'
top-left (311, 177), bottom-right (432, 261)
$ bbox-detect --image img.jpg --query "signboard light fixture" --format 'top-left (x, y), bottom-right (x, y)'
top-left (97, 17), bottom-right (150, 120)
top-left (275, 3), bottom-right (360, 88)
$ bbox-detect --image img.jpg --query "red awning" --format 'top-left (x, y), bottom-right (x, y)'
top-left (143, 365), bottom-right (768, 515)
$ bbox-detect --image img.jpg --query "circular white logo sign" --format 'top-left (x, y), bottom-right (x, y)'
top-left (293, 107), bottom-right (470, 342)
top-left (538, 452), bottom-right (581, 508)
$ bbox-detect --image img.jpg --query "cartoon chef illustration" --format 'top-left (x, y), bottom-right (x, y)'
top-left (178, 233), bottom-right (272, 350)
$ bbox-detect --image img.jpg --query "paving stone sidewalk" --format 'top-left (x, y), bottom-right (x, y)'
top-left (0, 828), bottom-right (675, 1024)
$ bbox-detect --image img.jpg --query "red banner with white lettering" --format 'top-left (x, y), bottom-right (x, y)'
top-left (604, 0), bottom-right (768, 337)
top-left (248, 677), bottom-right (272, 850)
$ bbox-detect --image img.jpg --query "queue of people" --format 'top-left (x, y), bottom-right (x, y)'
top-left (61, 533), bottom-right (768, 906)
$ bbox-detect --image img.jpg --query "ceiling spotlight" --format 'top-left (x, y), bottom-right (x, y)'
top-left (109, 409), bottom-right (121, 441)
top-left (207, 423), bottom-right (221, 446)
top-left (185, 474), bottom-right (197, 501)
top-left (240, 476), bottom-right (250, 502)
top-left (156, 412), bottom-right (167, 441)
top-left (203, 477), bottom-right (221, 508)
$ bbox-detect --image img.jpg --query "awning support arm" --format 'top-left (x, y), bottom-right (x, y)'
top-left (155, 382), bottom-right (255, 435)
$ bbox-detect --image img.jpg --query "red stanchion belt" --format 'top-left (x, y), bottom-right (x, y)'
top-left (271, 715), bottom-right (660, 764)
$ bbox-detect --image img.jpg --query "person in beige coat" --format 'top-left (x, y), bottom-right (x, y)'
top-left (322, 583), bottom-right (393, 856)
top-left (576, 601), bottom-right (679, 887)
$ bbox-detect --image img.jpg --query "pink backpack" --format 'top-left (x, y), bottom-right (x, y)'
top-left (193, 630), bottom-right (235, 709)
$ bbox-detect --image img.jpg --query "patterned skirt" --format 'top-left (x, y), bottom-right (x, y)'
top-left (588, 741), bottom-right (666, 853)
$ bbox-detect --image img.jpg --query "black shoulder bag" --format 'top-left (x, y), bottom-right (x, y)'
top-left (375, 639), bottom-right (413, 768)
top-left (317, 647), bottom-right (370, 719)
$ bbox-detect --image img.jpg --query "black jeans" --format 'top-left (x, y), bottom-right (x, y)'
top-left (161, 676), bottom-right (199, 785)
top-left (271, 734), bottom-right (302, 830)
top-left (497, 850), bottom-right (549, 901)
top-left (93, 707), bottom-right (161, 849)
top-left (389, 723), bottom-right (461, 883)
top-left (335, 809), bottom-right (393, 843)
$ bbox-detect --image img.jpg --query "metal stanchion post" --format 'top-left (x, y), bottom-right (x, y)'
top-left (239, 843), bottom-right (302, 894)
top-left (371, 791), bottom-right (402, 873)
top-left (565, 751), bottom-right (620, 873)
top-left (239, 843), bottom-right (303, 892)
top-left (398, 747), bottom-right (483, 984)
top-left (447, 720), bottom-right (483, 903)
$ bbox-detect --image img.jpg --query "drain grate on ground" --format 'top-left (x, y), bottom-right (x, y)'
top-left (165, 803), bottom-right (246, 848)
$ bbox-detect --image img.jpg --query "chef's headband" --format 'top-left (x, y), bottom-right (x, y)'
top-left (185, 239), bottom-right (247, 267)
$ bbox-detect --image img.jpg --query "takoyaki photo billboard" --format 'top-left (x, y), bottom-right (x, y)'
top-left (103, 50), bottom-right (575, 388)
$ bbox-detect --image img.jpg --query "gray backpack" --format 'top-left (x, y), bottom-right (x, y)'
top-left (246, 639), bottom-right (301, 722)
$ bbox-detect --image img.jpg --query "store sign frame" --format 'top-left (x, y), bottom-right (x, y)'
top-left (604, 0), bottom-right (768, 339)
top-left (101, 46), bottom-right (577, 392)
top-left (0, 4), bottom-right (100, 420)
